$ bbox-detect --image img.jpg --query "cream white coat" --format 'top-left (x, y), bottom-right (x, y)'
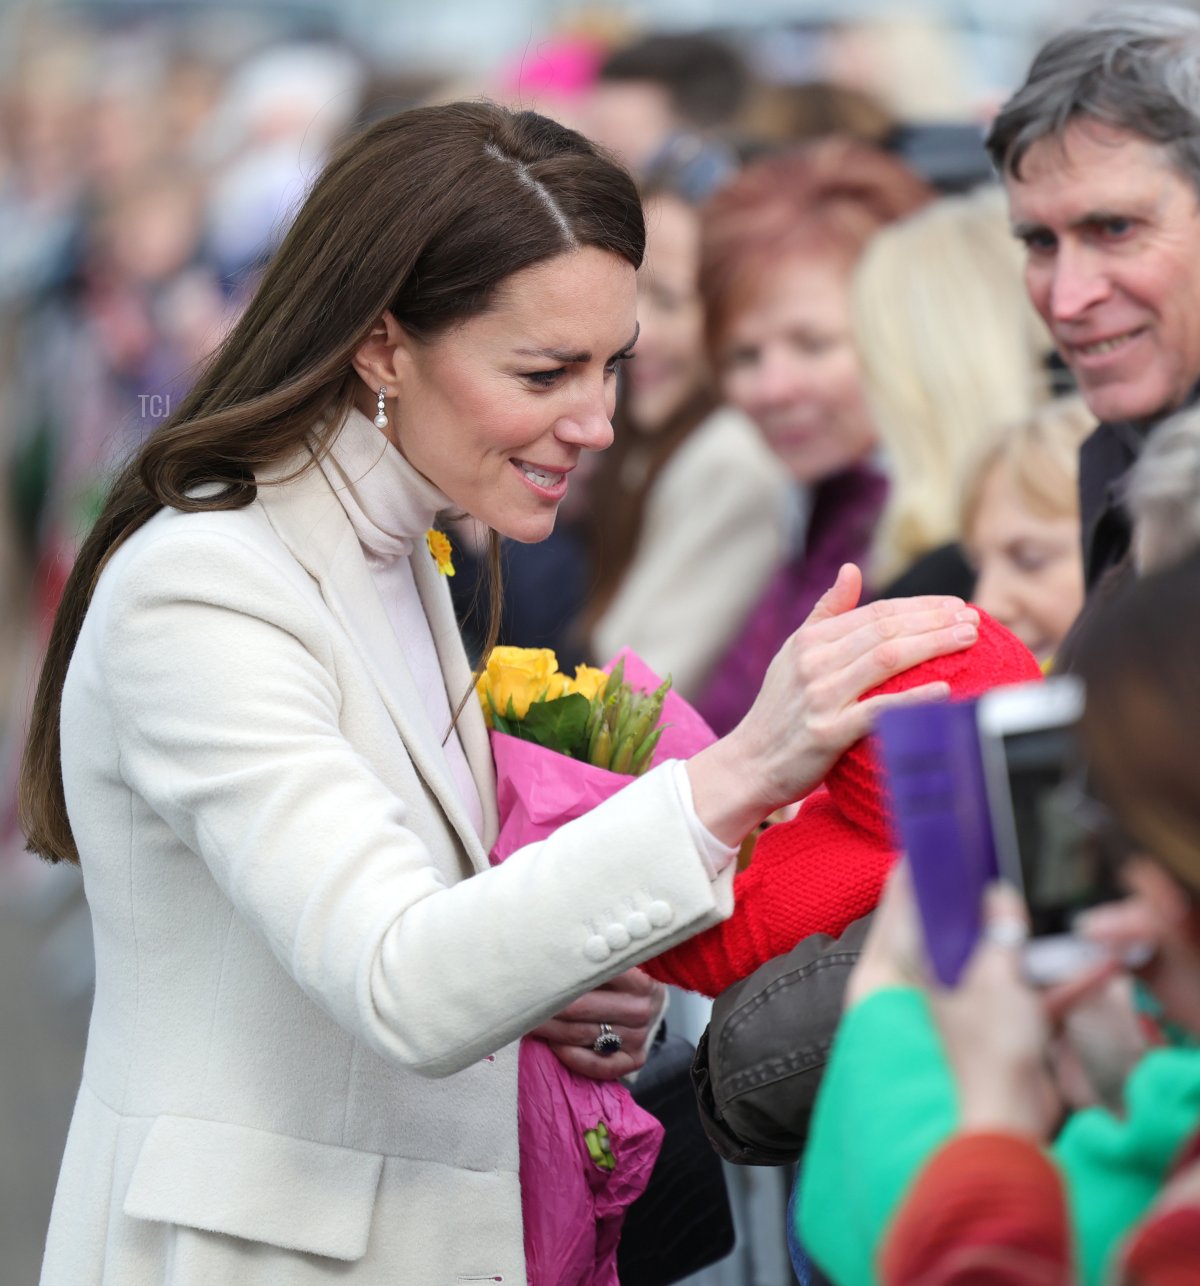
top-left (41, 438), bottom-right (734, 1285)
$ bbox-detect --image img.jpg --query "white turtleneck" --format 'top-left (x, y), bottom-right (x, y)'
top-left (316, 409), bottom-right (486, 842)
top-left (316, 408), bottom-right (735, 879)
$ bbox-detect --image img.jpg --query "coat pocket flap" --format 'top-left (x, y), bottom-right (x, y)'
top-left (123, 1115), bottom-right (383, 1261)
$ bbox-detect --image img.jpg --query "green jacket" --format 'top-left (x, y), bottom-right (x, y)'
top-left (797, 986), bottom-right (1200, 1285)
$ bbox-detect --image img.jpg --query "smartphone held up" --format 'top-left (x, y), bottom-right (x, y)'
top-left (879, 675), bottom-right (1124, 987)
top-left (977, 676), bottom-right (1124, 984)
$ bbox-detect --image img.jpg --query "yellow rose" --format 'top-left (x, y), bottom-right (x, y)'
top-left (486, 647), bottom-right (559, 683)
top-left (569, 664), bottom-right (609, 702)
top-left (477, 647), bottom-right (564, 722)
top-left (543, 671), bottom-right (571, 701)
top-left (487, 665), bottom-right (544, 720)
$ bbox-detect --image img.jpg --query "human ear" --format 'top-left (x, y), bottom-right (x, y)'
top-left (350, 310), bottom-right (413, 398)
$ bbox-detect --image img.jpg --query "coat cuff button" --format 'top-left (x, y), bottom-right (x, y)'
top-left (646, 900), bottom-right (673, 927)
top-left (584, 934), bottom-right (612, 962)
top-left (625, 911), bottom-right (652, 939)
top-left (605, 924), bottom-right (632, 951)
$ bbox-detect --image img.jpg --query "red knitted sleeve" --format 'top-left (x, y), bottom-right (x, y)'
top-left (643, 790), bottom-right (894, 996)
top-left (645, 609), bottom-right (1044, 998)
top-left (878, 1132), bottom-right (1072, 1286)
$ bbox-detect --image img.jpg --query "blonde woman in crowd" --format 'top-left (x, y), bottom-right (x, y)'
top-left (960, 398), bottom-right (1095, 668)
top-left (852, 185), bottom-right (1056, 597)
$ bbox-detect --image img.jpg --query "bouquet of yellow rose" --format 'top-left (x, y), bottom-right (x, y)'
top-left (475, 645), bottom-right (717, 1285)
top-left (476, 646), bottom-right (716, 864)
top-left (476, 649), bottom-right (669, 776)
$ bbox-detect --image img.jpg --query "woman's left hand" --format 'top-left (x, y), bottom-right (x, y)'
top-left (530, 968), bottom-right (667, 1081)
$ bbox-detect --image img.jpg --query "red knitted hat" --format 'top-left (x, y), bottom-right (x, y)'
top-left (645, 609), bottom-right (1042, 997)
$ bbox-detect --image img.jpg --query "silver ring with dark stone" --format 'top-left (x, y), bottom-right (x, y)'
top-left (592, 1022), bottom-right (622, 1056)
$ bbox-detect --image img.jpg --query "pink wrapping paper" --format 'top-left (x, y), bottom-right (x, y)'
top-left (488, 652), bottom-right (717, 1286)
top-left (490, 649), bottom-right (718, 864)
top-left (518, 1040), bottom-right (663, 1286)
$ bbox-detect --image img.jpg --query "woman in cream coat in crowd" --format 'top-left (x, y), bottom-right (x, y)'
top-left (20, 103), bottom-right (977, 1286)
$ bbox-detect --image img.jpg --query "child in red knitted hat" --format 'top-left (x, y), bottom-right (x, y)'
top-left (644, 609), bottom-right (1042, 997)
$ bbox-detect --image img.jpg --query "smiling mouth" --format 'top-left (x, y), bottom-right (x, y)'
top-left (513, 460), bottom-right (568, 489)
top-left (1072, 328), bottom-right (1145, 357)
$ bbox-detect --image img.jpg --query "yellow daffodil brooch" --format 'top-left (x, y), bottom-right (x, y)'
top-left (425, 528), bottom-right (455, 577)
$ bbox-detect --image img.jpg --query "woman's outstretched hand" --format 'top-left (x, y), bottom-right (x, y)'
top-left (687, 563), bottom-right (979, 845)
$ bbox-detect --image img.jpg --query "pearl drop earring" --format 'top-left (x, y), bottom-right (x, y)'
top-left (374, 387), bottom-right (389, 430)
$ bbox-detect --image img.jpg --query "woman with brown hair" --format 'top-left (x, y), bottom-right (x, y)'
top-left (21, 102), bottom-right (977, 1284)
top-left (695, 139), bottom-right (935, 736)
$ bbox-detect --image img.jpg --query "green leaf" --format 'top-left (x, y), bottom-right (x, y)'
top-left (486, 692), bottom-right (518, 737)
top-left (518, 693), bottom-right (592, 755)
top-left (485, 690), bottom-right (512, 737)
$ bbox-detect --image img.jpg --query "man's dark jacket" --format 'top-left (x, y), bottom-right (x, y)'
top-left (1080, 387), bottom-right (1200, 588)
top-left (1079, 417), bottom-right (1144, 588)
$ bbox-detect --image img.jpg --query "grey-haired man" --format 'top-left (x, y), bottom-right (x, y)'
top-left (987, 4), bottom-right (1200, 587)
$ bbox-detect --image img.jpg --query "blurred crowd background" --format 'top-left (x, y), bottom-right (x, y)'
top-left (0, 0), bottom-right (1139, 1281)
